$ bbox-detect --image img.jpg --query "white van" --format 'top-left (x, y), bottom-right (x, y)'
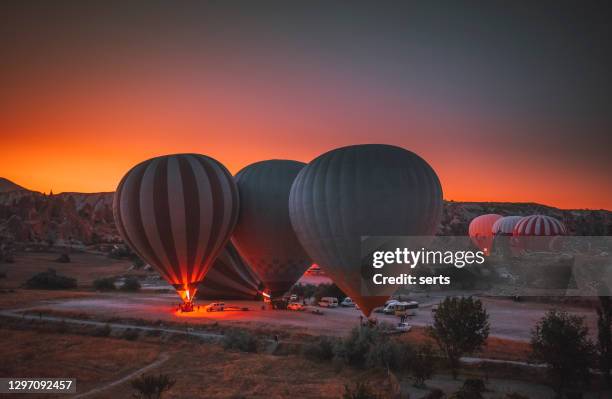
top-left (384, 301), bottom-right (419, 316)
top-left (318, 297), bottom-right (338, 308)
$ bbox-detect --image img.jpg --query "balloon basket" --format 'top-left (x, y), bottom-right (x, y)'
top-left (179, 301), bottom-right (195, 313)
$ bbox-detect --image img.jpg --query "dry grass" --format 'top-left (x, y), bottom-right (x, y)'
top-left (0, 289), bottom-right (94, 310)
top-left (0, 327), bottom-right (161, 398)
top-left (397, 326), bottom-right (531, 362)
top-left (0, 322), bottom-right (375, 399)
top-left (0, 251), bottom-right (138, 289)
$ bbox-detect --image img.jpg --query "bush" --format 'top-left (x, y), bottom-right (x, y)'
top-left (0, 271), bottom-right (6, 279)
top-left (530, 309), bottom-right (595, 394)
top-left (222, 329), bottom-right (258, 353)
top-left (91, 324), bottom-right (112, 337)
top-left (504, 393), bottom-right (530, 399)
top-left (422, 389), bottom-right (445, 399)
top-left (449, 378), bottom-right (486, 399)
top-left (429, 297), bottom-right (489, 378)
top-left (131, 373), bottom-right (175, 399)
top-left (93, 277), bottom-right (116, 291)
top-left (411, 344), bottom-right (437, 387)
top-left (25, 269), bottom-right (77, 290)
top-left (335, 326), bottom-right (383, 368)
top-left (121, 277), bottom-right (141, 292)
top-left (342, 381), bottom-right (381, 399)
top-left (303, 336), bottom-right (337, 361)
top-left (122, 328), bottom-right (140, 341)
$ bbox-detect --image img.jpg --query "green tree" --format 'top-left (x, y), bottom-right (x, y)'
top-left (530, 309), bottom-right (595, 395)
top-left (428, 296), bottom-right (490, 378)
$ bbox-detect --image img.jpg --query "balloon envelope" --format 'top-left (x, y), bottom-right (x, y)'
top-left (198, 242), bottom-right (262, 300)
top-left (232, 160), bottom-right (311, 298)
top-left (512, 214), bottom-right (568, 251)
top-left (289, 144), bottom-right (443, 316)
top-left (491, 216), bottom-right (523, 236)
top-left (113, 153), bottom-right (239, 303)
top-left (468, 214), bottom-right (503, 254)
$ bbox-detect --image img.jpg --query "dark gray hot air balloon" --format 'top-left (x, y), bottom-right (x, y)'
top-left (232, 160), bottom-right (311, 298)
top-left (198, 242), bottom-right (262, 300)
top-left (113, 153), bottom-right (239, 309)
top-left (289, 144), bottom-right (443, 316)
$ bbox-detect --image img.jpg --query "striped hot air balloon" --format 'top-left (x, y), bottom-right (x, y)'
top-left (491, 216), bottom-right (523, 236)
top-left (468, 214), bottom-right (502, 255)
top-left (513, 215), bottom-right (567, 236)
top-left (512, 214), bottom-right (567, 251)
top-left (113, 154), bottom-right (239, 309)
top-left (198, 242), bottom-right (262, 300)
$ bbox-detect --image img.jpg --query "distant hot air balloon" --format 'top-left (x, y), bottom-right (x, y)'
top-left (512, 214), bottom-right (568, 251)
top-left (289, 144), bottom-right (443, 317)
top-left (113, 154), bottom-right (239, 310)
top-left (198, 242), bottom-right (262, 300)
top-left (232, 160), bottom-right (311, 298)
top-left (491, 216), bottom-right (523, 236)
top-left (468, 214), bottom-right (503, 255)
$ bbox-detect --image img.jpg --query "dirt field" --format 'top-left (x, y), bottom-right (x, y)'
top-left (0, 251), bottom-right (137, 289)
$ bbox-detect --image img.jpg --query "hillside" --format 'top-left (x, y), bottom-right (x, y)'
top-left (0, 177), bottom-right (27, 193)
top-left (0, 178), bottom-right (610, 251)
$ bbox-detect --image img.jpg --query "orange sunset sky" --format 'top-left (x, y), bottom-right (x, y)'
top-left (1, 2), bottom-right (611, 210)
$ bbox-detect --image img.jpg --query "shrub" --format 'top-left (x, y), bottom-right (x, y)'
top-left (530, 309), bottom-right (595, 395)
top-left (93, 277), bottom-right (116, 291)
top-left (504, 393), bottom-right (530, 399)
top-left (25, 269), bottom-right (77, 290)
top-left (55, 254), bottom-right (71, 263)
top-left (303, 336), bottom-right (337, 361)
top-left (122, 328), bottom-right (140, 341)
top-left (449, 378), bottom-right (486, 399)
top-left (222, 329), bottom-right (258, 353)
top-left (91, 324), bottom-right (112, 337)
top-left (0, 271), bottom-right (6, 279)
top-left (342, 381), bottom-right (381, 399)
top-left (411, 344), bottom-right (437, 387)
top-left (121, 277), bottom-right (141, 292)
top-left (335, 326), bottom-right (383, 368)
top-left (429, 297), bottom-right (489, 378)
top-left (131, 373), bottom-right (175, 399)
top-left (365, 335), bottom-right (403, 371)
top-left (422, 389), bottom-right (445, 399)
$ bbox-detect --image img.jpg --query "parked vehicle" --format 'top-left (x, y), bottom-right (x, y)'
top-left (287, 302), bottom-right (304, 311)
top-left (340, 297), bottom-right (355, 307)
top-left (205, 302), bottom-right (225, 312)
top-left (396, 322), bottom-right (412, 332)
top-left (318, 297), bottom-right (338, 308)
top-left (383, 301), bottom-right (419, 316)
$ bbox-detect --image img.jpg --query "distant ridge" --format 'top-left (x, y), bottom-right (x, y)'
top-left (0, 177), bottom-right (28, 193)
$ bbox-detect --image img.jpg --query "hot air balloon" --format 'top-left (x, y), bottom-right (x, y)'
top-left (491, 215), bottom-right (523, 257)
top-left (113, 154), bottom-right (239, 311)
top-left (198, 242), bottom-right (262, 300)
top-left (289, 144), bottom-right (443, 317)
top-left (232, 160), bottom-right (311, 299)
top-left (468, 214), bottom-right (502, 255)
top-left (491, 216), bottom-right (523, 236)
top-left (512, 214), bottom-right (568, 251)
